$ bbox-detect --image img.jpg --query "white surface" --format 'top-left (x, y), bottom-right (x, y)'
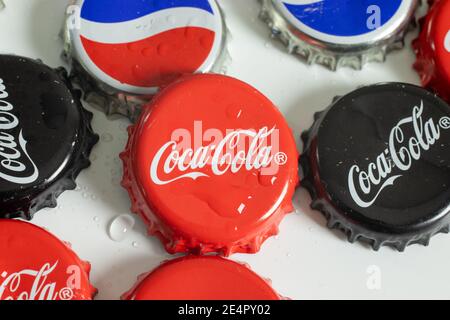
top-left (1, 0), bottom-right (448, 300)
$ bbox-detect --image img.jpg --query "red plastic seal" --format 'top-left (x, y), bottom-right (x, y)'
top-left (0, 220), bottom-right (96, 300)
top-left (122, 256), bottom-right (283, 300)
top-left (121, 74), bottom-right (299, 256)
top-left (413, 0), bottom-right (450, 103)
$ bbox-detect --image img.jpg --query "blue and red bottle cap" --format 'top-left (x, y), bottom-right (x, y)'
top-left (260, 0), bottom-right (418, 70)
top-left (67, 0), bottom-right (226, 96)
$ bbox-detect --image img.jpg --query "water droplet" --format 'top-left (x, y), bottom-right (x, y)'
top-left (82, 192), bottom-right (89, 199)
top-left (75, 186), bottom-right (81, 192)
top-left (258, 173), bottom-right (278, 186)
top-left (91, 194), bottom-right (97, 201)
top-left (188, 17), bottom-right (200, 26)
top-left (127, 42), bottom-right (141, 52)
top-left (245, 172), bottom-right (259, 186)
top-left (132, 241), bottom-right (139, 248)
top-left (93, 216), bottom-right (99, 222)
top-left (226, 105), bottom-right (243, 119)
top-left (108, 214), bottom-right (135, 242)
top-left (166, 15), bottom-right (176, 24)
top-left (157, 43), bottom-right (171, 56)
top-left (39, 72), bottom-right (51, 82)
top-left (141, 47), bottom-right (154, 57)
top-left (101, 133), bottom-right (113, 143)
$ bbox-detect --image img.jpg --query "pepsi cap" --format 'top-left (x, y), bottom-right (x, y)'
top-left (64, 0), bottom-right (228, 120)
top-left (0, 55), bottom-right (98, 220)
top-left (260, 0), bottom-right (419, 70)
top-left (300, 83), bottom-right (450, 251)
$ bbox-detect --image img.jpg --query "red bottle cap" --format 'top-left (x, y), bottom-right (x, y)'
top-left (0, 220), bottom-right (96, 300)
top-left (413, 0), bottom-right (450, 103)
top-left (122, 256), bottom-right (283, 300)
top-left (121, 74), bottom-right (299, 256)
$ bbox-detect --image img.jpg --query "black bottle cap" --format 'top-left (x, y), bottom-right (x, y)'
top-left (300, 83), bottom-right (450, 251)
top-left (0, 55), bottom-right (98, 219)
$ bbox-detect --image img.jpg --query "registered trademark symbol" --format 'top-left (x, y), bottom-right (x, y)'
top-left (59, 287), bottom-right (74, 300)
top-left (274, 152), bottom-right (288, 165)
top-left (440, 117), bottom-right (450, 130)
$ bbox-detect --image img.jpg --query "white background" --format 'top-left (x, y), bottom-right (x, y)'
top-left (1, 0), bottom-right (449, 300)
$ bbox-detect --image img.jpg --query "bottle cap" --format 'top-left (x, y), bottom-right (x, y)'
top-left (260, 0), bottom-right (419, 70)
top-left (0, 220), bottom-right (96, 300)
top-left (121, 74), bottom-right (299, 256)
top-left (413, 0), bottom-right (450, 103)
top-left (300, 83), bottom-right (450, 251)
top-left (0, 55), bottom-right (98, 220)
top-left (122, 256), bottom-right (283, 300)
top-left (64, 0), bottom-right (228, 120)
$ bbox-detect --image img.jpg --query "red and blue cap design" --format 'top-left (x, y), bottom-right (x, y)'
top-left (69, 0), bottom-right (225, 95)
top-left (274, 0), bottom-right (414, 45)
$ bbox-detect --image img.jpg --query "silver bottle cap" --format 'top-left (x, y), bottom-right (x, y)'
top-left (260, 0), bottom-right (419, 70)
top-left (63, 0), bottom-right (229, 121)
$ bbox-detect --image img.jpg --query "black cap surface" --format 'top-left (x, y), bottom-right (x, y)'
top-left (0, 55), bottom-right (98, 219)
top-left (301, 83), bottom-right (450, 251)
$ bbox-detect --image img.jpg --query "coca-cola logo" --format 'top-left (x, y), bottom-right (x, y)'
top-left (0, 78), bottom-right (39, 185)
top-left (0, 261), bottom-right (82, 300)
top-left (150, 121), bottom-right (287, 185)
top-left (445, 29), bottom-right (450, 53)
top-left (348, 101), bottom-right (450, 208)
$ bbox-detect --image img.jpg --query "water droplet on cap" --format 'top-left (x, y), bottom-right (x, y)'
top-left (258, 173), bottom-right (278, 186)
top-left (226, 105), bottom-right (243, 120)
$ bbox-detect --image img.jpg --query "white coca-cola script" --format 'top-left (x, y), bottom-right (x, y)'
top-left (348, 101), bottom-right (450, 208)
top-left (0, 78), bottom-right (38, 184)
top-left (150, 124), bottom-right (286, 185)
top-left (0, 262), bottom-right (75, 300)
